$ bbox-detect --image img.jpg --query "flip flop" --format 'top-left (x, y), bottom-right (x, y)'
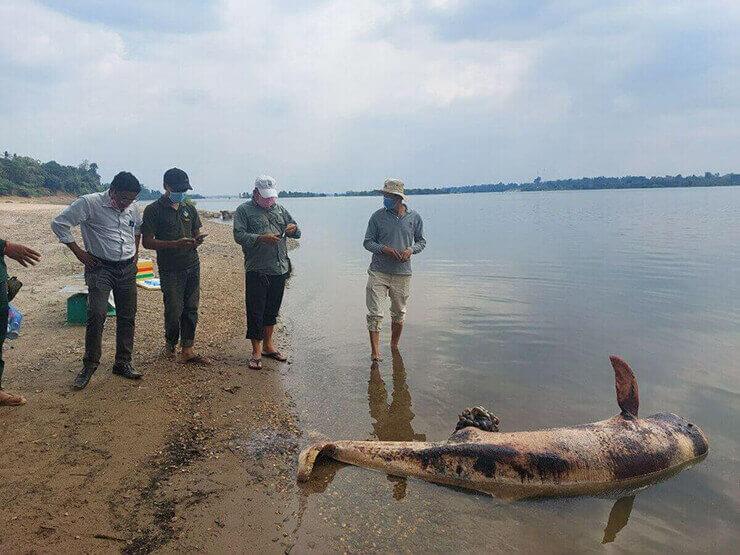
top-left (248, 358), bottom-right (262, 370)
top-left (263, 351), bottom-right (288, 362)
top-left (182, 354), bottom-right (212, 365)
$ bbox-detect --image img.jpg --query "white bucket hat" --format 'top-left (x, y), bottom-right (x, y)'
top-left (254, 175), bottom-right (279, 198)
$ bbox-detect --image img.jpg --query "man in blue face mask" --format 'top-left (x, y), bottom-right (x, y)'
top-left (141, 168), bottom-right (210, 364)
top-left (363, 179), bottom-right (426, 361)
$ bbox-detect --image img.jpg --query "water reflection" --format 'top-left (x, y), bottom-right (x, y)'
top-left (602, 496), bottom-right (635, 543)
top-left (368, 351), bottom-right (426, 499)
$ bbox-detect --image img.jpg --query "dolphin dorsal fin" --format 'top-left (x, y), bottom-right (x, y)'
top-left (610, 355), bottom-right (639, 418)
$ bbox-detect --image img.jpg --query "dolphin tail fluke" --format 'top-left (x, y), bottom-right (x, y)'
top-left (297, 442), bottom-right (335, 482)
top-left (610, 355), bottom-right (639, 418)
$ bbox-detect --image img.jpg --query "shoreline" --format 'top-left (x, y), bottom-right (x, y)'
top-left (0, 201), bottom-right (322, 552)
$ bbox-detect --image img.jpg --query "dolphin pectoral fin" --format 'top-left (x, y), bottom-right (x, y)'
top-left (297, 442), bottom-right (335, 482)
top-left (602, 495), bottom-right (635, 543)
top-left (610, 355), bottom-right (639, 418)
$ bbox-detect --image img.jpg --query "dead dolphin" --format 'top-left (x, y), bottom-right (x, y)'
top-left (297, 356), bottom-right (709, 499)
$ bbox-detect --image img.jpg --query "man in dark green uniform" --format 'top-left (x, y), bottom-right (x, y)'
top-left (142, 168), bottom-right (210, 364)
top-left (0, 239), bottom-right (41, 406)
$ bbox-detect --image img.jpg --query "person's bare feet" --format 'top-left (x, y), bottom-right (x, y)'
top-left (180, 353), bottom-right (212, 365)
top-left (181, 347), bottom-right (212, 365)
top-left (0, 390), bottom-right (27, 406)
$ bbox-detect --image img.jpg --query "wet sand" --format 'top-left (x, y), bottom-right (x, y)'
top-left (0, 201), bottom-right (314, 552)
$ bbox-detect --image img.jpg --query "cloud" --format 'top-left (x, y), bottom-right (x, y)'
top-left (0, 0), bottom-right (737, 193)
top-left (35, 0), bottom-right (220, 33)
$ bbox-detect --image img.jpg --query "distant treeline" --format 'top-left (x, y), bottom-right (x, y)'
top-left (0, 151), bottom-right (202, 200)
top-left (279, 172), bottom-right (740, 198)
top-left (279, 190), bottom-right (328, 198)
top-left (0, 152), bottom-right (103, 197)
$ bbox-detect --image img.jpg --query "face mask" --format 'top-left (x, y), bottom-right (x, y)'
top-left (383, 196), bottom-right (397, 210)
top-left (254, 189), bottom-right (277, 209)
top-left (169, 191), bottom-right (186, 203)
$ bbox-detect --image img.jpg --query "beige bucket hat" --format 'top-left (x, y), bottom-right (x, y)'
top-left (377, 178), bottom-right (406, 200)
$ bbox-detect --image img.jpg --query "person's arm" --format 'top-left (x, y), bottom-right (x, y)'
top-left (363, 215), bottom-right (383, 254)
top-left (233, 206), bottom-right (280, 247)
top-left (140, 206), bottom-right (196, 251)
top-left (135, 234), bottom-right (141, 260)
top-left (364, 214), bottom-right (401, 259)
top-left (0, 239), bottom-right (41, 267)
top-left (141, 234), bottom-right (196, 250)
top-left (411, 215), bottom-right (426, 254)
top-left (283, 208), bottom-right (301, 239)
top-left (51, 197), bottom-right (99, 268)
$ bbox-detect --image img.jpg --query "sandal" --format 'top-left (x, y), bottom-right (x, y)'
top-left (263, 351), bottom-right (288, 362)
top-left (248, 358), bottom-right (262, 370)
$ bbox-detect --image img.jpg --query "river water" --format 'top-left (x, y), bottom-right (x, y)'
top-left (202, 188), bottom-right (739, 552)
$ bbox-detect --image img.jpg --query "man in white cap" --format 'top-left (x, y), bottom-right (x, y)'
top-left (363, 179), bottom-right (426, 360)
top-left (233, 176), bottom-right (301, 370)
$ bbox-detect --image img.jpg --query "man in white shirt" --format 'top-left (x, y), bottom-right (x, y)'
top-left (52, 171), bottom-right (143, 390)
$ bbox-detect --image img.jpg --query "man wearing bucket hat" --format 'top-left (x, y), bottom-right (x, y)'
top-left (363, 179), bottom-right (426, 361)
top-left (141, 168), bottom-right (210, 365)
top-left (233, 176), bottom-right (301, 370)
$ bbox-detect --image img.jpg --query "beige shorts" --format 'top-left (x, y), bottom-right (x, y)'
top-left (366, 270), bottom-right (412, 331)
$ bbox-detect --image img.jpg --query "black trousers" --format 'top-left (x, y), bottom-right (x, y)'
top-left (83, 259), bottom-right (137, 369)
top-left (245, 271), bottom-right (287, 340)
top-left (160, 263), bottom-right (200, 348)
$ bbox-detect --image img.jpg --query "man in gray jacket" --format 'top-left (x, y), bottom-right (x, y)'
top-left (363, 179), bottom-right (426, 361)
top-left (233, 176), bottom-right (300, 370)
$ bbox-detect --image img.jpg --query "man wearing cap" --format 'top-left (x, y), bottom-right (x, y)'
top-left (141, 168), bottom-right (210, 364)
top-left (363, 179), bottom-right (426, 361)
top-left (52, 171), bottom-right (143, 389)
top-left (233, 176), bottom-right (301, 370)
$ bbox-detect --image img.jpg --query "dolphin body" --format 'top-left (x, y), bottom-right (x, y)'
top-left (297, 356), bottom-right (709, 499)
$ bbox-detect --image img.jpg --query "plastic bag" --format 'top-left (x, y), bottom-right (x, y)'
top-left (6, 303), bottom-right (22, 339)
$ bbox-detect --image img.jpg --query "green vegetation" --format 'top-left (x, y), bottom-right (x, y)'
top-left (0, 152), bottom-right (103, 197)
top-left (279, 190), bottom-right (328, 198)
top-left (280, 172), bottom-right (740, 198)
top-left (0, 151), bottom-right (203, 200)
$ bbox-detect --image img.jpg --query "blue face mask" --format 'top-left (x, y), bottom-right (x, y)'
top-left (383, 196), bottom-right (397, 210)
top-left (169, 191), bottom-right (186, 203)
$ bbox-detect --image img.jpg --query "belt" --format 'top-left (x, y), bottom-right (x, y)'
top-left (96, 256), bottom-right (135, 267)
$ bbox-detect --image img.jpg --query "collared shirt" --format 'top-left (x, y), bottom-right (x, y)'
top-left (363, 206), bottom-right (426, 275)
top-left (233, 200), bottom-right (300, 275)
top-left (51, 190), bottom-right (142, 262)
top-left (141, 196), bottom-right (202, 272)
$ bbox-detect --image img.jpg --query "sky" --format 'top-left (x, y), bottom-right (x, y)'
top-left (0, 0), bottom-right (738, 195)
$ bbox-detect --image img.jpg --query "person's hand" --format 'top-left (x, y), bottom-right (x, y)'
top-left (259, 234), bottom-right (281, 245)
top-left (195, 233), bottom-right (208, 245)
top-left (174, 238), bottom-right (197, 249)
top-left (399, 248), bottom-right (413, 261)
top-left (4, 242), bottom-right (41, 267)
top-left (285, 223), bottom-right (298, 237)
top-left (382, 245), bottom-right (402, 260)
top-left (75, 250), bottom-right (99, 269)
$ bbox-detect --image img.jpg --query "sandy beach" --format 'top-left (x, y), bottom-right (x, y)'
top-left (0, 200), bottom-right (309, 553)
